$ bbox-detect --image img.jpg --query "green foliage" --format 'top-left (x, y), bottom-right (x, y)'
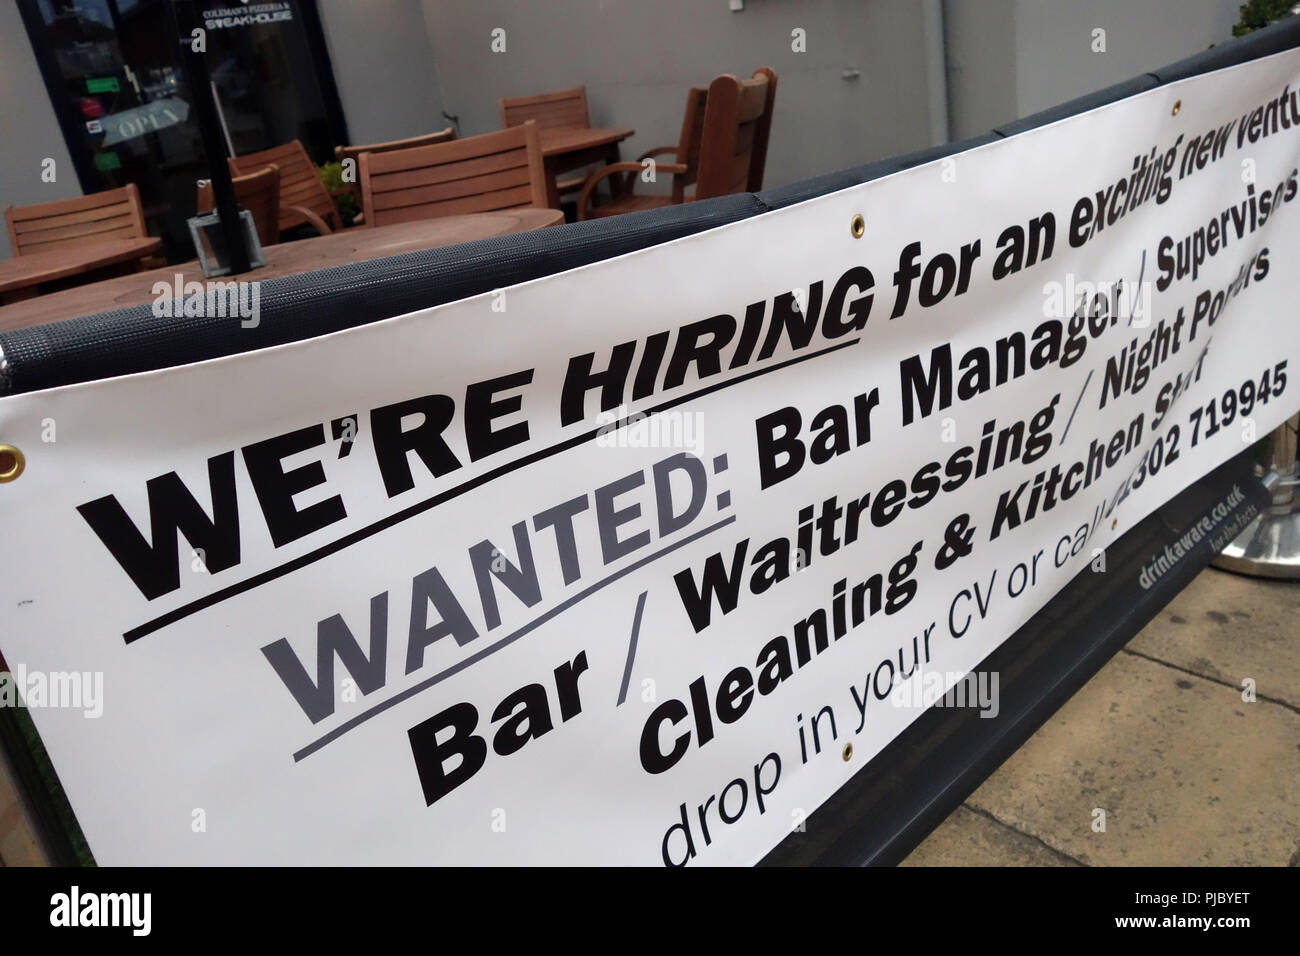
top-left (318, 161), bottom-right (359, 226)
top-left (1234, 0), bottom-right (1296, 36)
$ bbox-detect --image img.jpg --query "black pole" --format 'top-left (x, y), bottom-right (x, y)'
top-left (170, 0), bottom-right (251, 274)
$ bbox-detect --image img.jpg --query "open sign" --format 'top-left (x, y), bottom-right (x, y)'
top-left (100, 97), bottom-right (190, 146)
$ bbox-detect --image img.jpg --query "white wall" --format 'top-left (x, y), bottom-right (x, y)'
top-left (0, 2), bottom-right (79, 260)
top-left (418, 0), bottom-right (942, 191)
top-left (1014, 0), bottom-right (1241, 117)
top-left (945, 0), bottom-right (1020, 140)
top-left (947, 0), bottom-right (1244, 140)
top-left (315, 0), bottom-right (446, 145)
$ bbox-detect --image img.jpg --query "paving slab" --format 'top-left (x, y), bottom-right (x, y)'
top-left (962, 650), bottom-right (1299, 865)
top-left (1127, 567), bottom-right (1300, 710)
top-left (901, 805), bottom-right (1081, 866)
top-left (0, 751), bottom-right (45, 866)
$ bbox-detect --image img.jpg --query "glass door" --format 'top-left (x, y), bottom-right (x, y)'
top-left (19, 0), bottom-right (348, 261)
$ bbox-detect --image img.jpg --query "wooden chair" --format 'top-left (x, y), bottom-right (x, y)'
top-left (577, 86), bottom-right (707, 220)
top-left (335, 127), bottom-right (457, 223)
top-left (5, 184), bottom-right (160, 266)
top-left (577, 67), bottom-right (776, 221)
top-left (697, 67), bottom-right (778, 196)
top-left (500, 86), bottom-right (591, 196)
top-left (358, 121), bottom-right (548, 227)
top-left (196, 165), bottom-right (281, 247)
top-left (228, 140), bottom-right (339, 237)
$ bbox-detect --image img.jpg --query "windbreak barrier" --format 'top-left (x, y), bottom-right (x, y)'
top-left (1, 25), bottom-right (1299, 865)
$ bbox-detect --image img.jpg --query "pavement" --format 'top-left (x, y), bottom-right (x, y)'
top-left (902, 565), bottom-right (1300, 867)
top-left (0, 746), bottom-right (45, 866)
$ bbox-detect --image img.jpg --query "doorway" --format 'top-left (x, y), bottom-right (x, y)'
top-left (18, 0), bottom-right (349, 261)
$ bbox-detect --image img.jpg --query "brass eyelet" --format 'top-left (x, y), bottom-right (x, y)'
top-left (0, 445), bottom-right (25, 483)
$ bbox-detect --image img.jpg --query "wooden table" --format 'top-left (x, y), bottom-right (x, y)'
top-left (0, 237), bottom-right (163, 305)
top-left (0, 210), bottom-right (563, 332)
top-left (538, 126), bottom-right (635, 209)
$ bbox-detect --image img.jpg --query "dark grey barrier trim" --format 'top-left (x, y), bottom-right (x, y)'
top-left (1152, 14), bottom-right (1300, 83)
top-left (992, 75), bottom-right (1161, 138)
top-left (2, 17), bottom-right (1298, 395)
top-left (754, 132), bottom-right (1003, 210)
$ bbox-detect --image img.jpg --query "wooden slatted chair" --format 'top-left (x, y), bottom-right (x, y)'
top-left (196, 165), bottom-right (281, 247)
top-left (577, 67), bottom-right (776, 220)
top-left (228, 140), bottom-right (339, 237)
top-left (5, 184), bottom-right (160, 266)
top-left (696, 66), bottom-right (778, 197)
top-left (577, 86), bottom-right (707, 220)
top-left (500, 86), bottom-right (592, 196)
top-left (358, 121), bottom-right (548, 227)
top-left (335, 127), bottom-right (457, 223)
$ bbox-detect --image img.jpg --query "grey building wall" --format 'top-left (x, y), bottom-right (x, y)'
top-left (947, 0), bottom-right (1243, 140)
top-left (316, 0), bottom-right (446, 145)
top-left (418, 0), bottom-right (943, 191)
top-left (1014, 0), bottom-right (1241, 117)
top-left (945, 0), bottom-right (1020, 141)
top-left (0, 2), bottom-right (79, 260)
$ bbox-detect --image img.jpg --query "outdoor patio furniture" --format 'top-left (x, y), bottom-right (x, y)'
top-left (577, 85), bottom-right (707, 220)
top-left (335, 127), bottom-right (458, 224)
top-left (229, 139), bottom-right (340, 237)
top-left (4, 184), bottom-right (161, 268)
top-left (358, 122), bottom-right (549, 227)
top-left (500, 86), bottom-right (594, 198)
top-left (577, 67), bottom-right (777, 220)
top-left (197, 164), bottom-right (281, 247)
top-left (0, 210), bottom-right (562, 330)
top-left (0, 238), bottom-right (164, 305)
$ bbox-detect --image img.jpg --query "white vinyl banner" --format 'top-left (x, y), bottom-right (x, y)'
top-left (3, 50), bottom-right (1300, 866)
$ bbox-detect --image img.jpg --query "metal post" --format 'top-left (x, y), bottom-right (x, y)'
top-left (170, 0), bottom-right (251, 275)
top-left (1213, 415), bottom-right (1300, 578)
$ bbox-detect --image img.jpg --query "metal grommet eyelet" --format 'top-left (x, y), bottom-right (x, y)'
top-left (1172, 100), bottom-right (1182, 116)
top-left (0, 444), bottom-right (25, 483)
top-left (850, 214), bottom-right (865, 238)
top-left (842, 742), bottom-right (854, 762)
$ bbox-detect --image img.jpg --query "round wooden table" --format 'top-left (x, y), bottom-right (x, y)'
top-left (0, 237), bottom-right (163, 305)
top-left (538, 126), bottom-right (635, 209)
top-left (0, 210), bottom-right (563, 332)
